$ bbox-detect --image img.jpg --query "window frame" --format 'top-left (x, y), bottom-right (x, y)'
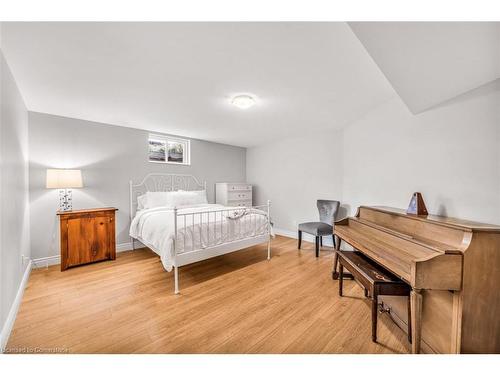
top-left (148, 134), bottom-right (191, 166)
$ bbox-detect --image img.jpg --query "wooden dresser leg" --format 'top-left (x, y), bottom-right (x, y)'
top-left (411, 289), bottom-right (423, 354)
top-left (332, 236), bottom-right (342, 280)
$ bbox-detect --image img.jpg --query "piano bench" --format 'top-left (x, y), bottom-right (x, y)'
top-left (336, 250), bottom-right (412, 344)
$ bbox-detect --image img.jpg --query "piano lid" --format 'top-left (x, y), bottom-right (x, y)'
top-left (364, 206), bottom-right (500, 233)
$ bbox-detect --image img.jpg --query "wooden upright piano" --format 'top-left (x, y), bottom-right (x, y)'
top-left (332, 206), bottom-right (500, 354)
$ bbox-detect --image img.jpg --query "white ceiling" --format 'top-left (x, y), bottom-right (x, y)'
top-left (0, 22), bottom-right (395, 147)
top-left (349, 22), bottom-right (500, 114)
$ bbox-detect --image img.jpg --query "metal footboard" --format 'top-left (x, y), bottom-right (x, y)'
top-left (172, 200), bottom-right (271, 294)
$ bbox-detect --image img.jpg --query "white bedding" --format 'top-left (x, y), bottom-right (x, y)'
top-left (129, 203), bottom-right (270, 271)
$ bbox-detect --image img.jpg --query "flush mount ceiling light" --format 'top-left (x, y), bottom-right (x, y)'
top-left (231, 94), bottom-right (256, 109)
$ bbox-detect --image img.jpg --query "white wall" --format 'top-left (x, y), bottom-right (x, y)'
top-left (343, 80), bottom-right (500, 224)
top-left (28, 112), bottom-right (247, 261)
top-left (0, 48), bottom-right (30, 348)
top-left (246, 79), bottom-right (500, 248)
top-left (246, 131), bottom-right (344, 244)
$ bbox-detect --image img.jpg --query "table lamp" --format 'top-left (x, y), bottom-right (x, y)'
top-left (46, 169), bottom-right (83, 211)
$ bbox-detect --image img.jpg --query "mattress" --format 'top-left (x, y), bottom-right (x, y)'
top-left (129, 203), bottom-right (269, 271)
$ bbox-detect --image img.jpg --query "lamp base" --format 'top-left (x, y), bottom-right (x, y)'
top-left (59, 189), bottom-right (73, 211)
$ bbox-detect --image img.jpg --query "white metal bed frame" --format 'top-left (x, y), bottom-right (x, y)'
top-left (129, 173), bottom-right (271, 294)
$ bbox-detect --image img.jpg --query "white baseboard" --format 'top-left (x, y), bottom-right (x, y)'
top-left (274, 227), bottom-right (334, 248)
top-left (0, 260), bottom-right (32, 353)
top-left (32, 241), bottom-right (136, 269)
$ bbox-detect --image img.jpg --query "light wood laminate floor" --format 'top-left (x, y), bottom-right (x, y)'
top-left (6, 236), bottom-right (410, 354)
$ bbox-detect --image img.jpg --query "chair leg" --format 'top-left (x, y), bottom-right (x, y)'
top-left (320, 236), bottom-right (323, 247)
top-left (339, 263), bottom-right (344, 297)
top-left (315, 236), bottom-right (319, 257)
top-left (407, 295), bottom-right (412, 343)
top-left (298, 230), bottom-right (302, 249)
top-left (372, 294), bottom-right (378, 342)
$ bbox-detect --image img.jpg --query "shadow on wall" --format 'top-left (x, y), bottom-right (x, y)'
top-left (29, 156), bottom-right (126, 259)
top-left (338, 204), bottom-right (351, 220)
top-left (436, 204), bottom-right (449, 217)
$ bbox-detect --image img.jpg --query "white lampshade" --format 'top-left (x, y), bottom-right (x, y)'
top-left (46, 169), bottom-right (83, 189)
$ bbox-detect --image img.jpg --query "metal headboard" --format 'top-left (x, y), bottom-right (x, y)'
top-left (129, 173), bottom-right (206, 220)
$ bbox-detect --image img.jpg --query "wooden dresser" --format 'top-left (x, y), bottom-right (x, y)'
top-left (215, 183), bottom-right (253, 207)
top-left (58, 207), bottom-right (118, 271)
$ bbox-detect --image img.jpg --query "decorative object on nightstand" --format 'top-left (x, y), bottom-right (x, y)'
top-left (46, 169), bottom-right (83, 211)
top-left (58, 207), bottom-right (118, 271)
top-left (216, 183), bottom-right (252, 207)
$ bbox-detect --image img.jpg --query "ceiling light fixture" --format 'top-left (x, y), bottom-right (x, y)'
top-left (231, 94), bottom-right (256, 109)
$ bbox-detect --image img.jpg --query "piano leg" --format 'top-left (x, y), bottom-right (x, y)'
top-left (410, 288), bottom-right (423, 354)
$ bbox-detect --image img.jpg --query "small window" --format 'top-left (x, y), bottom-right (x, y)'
top-left (148, 135), bottom-right (190, 165)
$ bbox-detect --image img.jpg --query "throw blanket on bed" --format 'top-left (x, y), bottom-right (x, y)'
top-left (130, 204), bottom-right (270, 272)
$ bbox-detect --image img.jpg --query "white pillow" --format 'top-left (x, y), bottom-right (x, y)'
top-left (144, 191), bottom-right (172, 209)
top-left (137, 194), bottom-right (148, 210)
top-left (168, 190), bottom-right (208, 207)
top-left (140, 190), bottom-right (208, 209)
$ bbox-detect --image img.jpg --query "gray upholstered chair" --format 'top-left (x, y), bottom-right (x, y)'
top-left (298, 200), bottom-right (340, 257)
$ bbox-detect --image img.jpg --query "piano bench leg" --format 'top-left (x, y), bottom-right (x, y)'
top-left (407, 295), bottom-right (412, 344)
top-left (338, 263), bottom-right (344, 297)
top-left (315, 236), bottom-right (319, 257)
top-left (298, 230), bottom-right (302, 249)
top-left (372, 294), bottom-right (378, 343)
top-left (332, 252), bottom-right (339, 279)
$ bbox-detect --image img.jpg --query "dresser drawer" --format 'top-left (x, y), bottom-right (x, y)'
top-left (227, 183), bottom-right (252, 191)
top-left (216, 182), bottom-right (253, 207)
top-left (228, 191), bottom-right (252, 201)
top-left (228, 200), bottom-right (253, 207)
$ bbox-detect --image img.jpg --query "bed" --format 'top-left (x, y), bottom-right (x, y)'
top-left (129, 173), bottom-right (272, 294)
